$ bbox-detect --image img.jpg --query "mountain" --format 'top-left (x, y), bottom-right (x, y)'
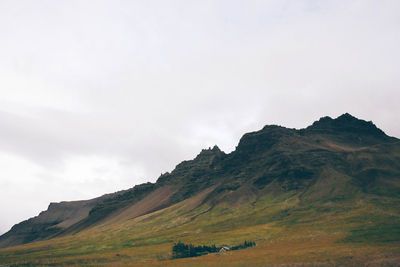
top-left (1, 113), bottom-right (399, 266)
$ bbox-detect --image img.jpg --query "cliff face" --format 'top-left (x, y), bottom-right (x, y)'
top-left (1, 113), bottom-right (399, 249)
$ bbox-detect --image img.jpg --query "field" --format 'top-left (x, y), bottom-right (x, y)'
top-left (1, 191), bottom-right (399, 266)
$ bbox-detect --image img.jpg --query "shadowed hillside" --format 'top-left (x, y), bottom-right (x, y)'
top-left (0, 113), bottom-right (399, 266)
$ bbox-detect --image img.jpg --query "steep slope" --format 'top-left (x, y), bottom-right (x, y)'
top-left (0, 183), bottom-right (162, 248)
top-left (0, 190), bottom-right (128, 248)
top-left (0, 113), bottom-right (399, 258)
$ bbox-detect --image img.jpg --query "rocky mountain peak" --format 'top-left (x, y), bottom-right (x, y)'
top-left (306, 113), bottom-right (388, 138)
top-left (197, 145), bottom-right (223, 157)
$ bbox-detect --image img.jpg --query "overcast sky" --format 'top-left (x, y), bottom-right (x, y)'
top-left (0, 0), bottom-right (399, 234)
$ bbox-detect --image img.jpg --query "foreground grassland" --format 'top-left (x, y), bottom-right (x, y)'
top-left (1, 193), bottom-right (399, 266)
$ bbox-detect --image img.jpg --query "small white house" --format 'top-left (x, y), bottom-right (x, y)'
top-left (219, 246), bottom-right (230, 252)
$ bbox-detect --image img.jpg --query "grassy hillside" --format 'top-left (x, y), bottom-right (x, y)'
top-left (1, 113), bottom-right (399, 266)
top-left (0, 189), bottom-right (399, 266)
